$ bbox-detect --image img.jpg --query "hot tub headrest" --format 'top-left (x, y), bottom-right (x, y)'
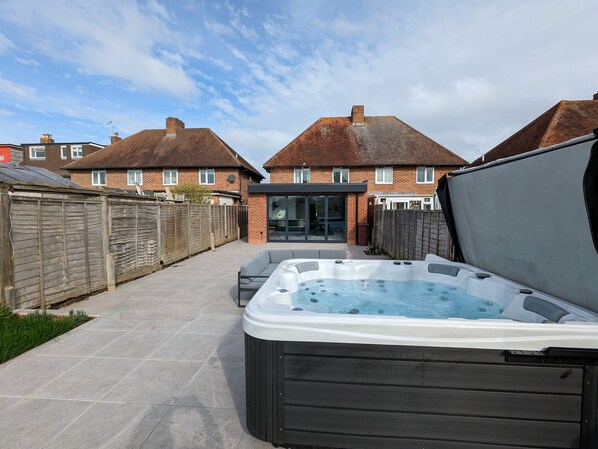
top-left (296, 262), bottom-right (319, 273)
top-left (428, 263), bottom-right (460, 277)
top-left (523, 296), bottom-right (569, 323)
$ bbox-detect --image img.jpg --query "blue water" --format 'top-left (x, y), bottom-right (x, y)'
top-left (293, 279), bottom-right (504, 319)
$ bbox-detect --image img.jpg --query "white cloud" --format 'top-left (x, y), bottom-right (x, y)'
top-left (0, 0), bottom-right (200, 97)
top-left (0, 75), bottom-right (37, 100)
top-left (15, 56), bottom-right (40, 67)
top-left (0, 32), bottom-right (14, 53)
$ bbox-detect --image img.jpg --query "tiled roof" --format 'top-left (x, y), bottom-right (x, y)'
top-left (470, 100), bottom-right (598, 166)
top-left (264, 116), bottom-right (467, 169)
top-left (65, 128), bottom-right (264, 179)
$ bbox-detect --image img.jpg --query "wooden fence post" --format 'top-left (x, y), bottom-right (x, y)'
top-left (157, 204), bottom-right (162, 265)
top-left (36, 200), bottom-right (45, 309)
top-left (0, 186), bottom-right (14, 307)
top-left (101, 195), bottom-right (116, 291)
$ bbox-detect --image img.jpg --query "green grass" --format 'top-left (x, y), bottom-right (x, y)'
top-left (0, 306), bottom-right (88, 364)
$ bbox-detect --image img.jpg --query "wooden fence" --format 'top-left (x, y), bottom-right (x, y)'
top-left (370, 206), bottom-right (455, 261)
top-left (0, 186), bottom-right (248, 309)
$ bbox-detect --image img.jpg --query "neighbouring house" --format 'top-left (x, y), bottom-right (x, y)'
top-left (248, 105), bottom-right (467, 244)
top-left (0, 144), bottom-right (23, 164)
top-left (64, 117), bottom-right (264, 205)
top-left (471, 92), bottom-right (598, 166)
top-left (21, 134), bottom-right (105, 178)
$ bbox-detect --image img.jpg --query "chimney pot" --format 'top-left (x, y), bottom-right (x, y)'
top-left (593, 92), bottom-right (598, 101)
top-left (351, 105), bottom-right (364, 126)
top-left (40, 133), bottom-right (54, 144)
top-left (166, 117), bottom-right (185, 135)
top-left (110, 132), bottom-right (122, 145)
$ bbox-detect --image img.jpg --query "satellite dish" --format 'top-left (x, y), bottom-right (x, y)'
top-left (227, 174), bottom-right (236, 183)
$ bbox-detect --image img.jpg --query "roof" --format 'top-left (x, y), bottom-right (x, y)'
top-left (470, 99), bottom-right (598, 167)
top-left (64, 128), bottom-right (264, 179)
top-left (264, 116), bottom-right (467, 169)
top-left (0, 163), bottom-right (83, 188)
top-left (21, 142), bottom-right (104, 147)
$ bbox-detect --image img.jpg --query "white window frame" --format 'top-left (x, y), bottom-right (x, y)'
top-left (199, 168), bottom-right (215, 185)
top-left (416, 166), bottom-right (434, 184)
top-left (91, 169), bottom-right (106, 186)
top-left (163, 168), bottom-right (178, 186)
top-left (127, 169), bottom-right (143, 186)
top-left (29, 146), bottom-right (45, 160)
top-left (294, 167), bottom-right (310, 183)
top-left (71, 145), bottom-right (83, 159)
top-left (375, 166), bottom-right (393, 184)
top-left (332, 167), bottom-right (350, 183)
top-left (61, 145), bottom-right (68, 160)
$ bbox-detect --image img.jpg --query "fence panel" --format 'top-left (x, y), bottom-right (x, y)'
top-left (160, 204), bottom-right (190, 265)
top-left (369, 206), bottom-right (455, 261)
top-left (189, 204), bottom-right (211, 254)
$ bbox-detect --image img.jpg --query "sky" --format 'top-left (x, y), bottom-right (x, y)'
top-left (0, 0), bottom-right (596, 176)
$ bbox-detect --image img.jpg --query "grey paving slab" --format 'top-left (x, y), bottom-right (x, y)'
top-left (0, 398), bottom-right (90, 449)
top-left (95, 331), bottom-right (176, 359)
top-left (176, 361), bottom-right (245, 410)
top-left (84, 317), bottom-right (146, 330)
top-left (102, 360), bottom-right (203, 405)
top-left (43, 402), bottom-right (170, 449)
top-left (33, 357), bottom-right (141, 400)
top-left (0, 355), bottom-right (84, 396)
top-left (141, 406), bottom-right (245, 449)
top-left (0, 396), bottom-right (23, 409)
top-left (211, 333), bottom-right (245, 365)
top-left (135, 319), bottom-right (191, 332)
top-left (237, 432), bottom-right (277, 449)
top-left (39, 329), bottom-right (127, 356)
top-left (151, 333), bottom-right (223, 362)
top-left (182, 314), bottom-right (241, 335)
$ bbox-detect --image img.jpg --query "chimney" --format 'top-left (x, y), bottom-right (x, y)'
top-left (593, 92), bottom-right (598, 101)
top-left (166, 117), bottom-right (185, 136)
top-left (40, 133), bottom-right (54, 144)
top-left (351, 105), bottom-right (364, 126)
top-left (110, 132), bottom-right (122, 145)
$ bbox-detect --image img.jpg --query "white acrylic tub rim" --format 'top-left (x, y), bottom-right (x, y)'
top-left (243, 257), bottom-right (598, 351)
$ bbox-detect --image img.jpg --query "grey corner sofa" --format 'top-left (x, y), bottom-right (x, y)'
top-left (237, 248), bottom-right (347, 307)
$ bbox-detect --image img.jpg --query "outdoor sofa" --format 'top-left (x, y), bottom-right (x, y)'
top-left (237, 249), bottom-right (347, 307)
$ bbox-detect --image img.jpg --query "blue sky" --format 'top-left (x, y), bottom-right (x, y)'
top-left (0, 0), bottom-right (596, 174)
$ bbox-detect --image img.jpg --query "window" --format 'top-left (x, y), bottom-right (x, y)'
top-left (127, 169), bottom-right (143, 186)
top-left (61, 145), bottom-right (68, 160)
top-left (423, 197), bottom-right (432, 210)
top-left (199, 168), bottom-right (215, 184)
top-left (71, 145), bottom-right (83, 159)
top-left (416, 166), bottom-right (434, 183)
top-left (294, 167), bottom-right (310, 183)
top-left (375, 167), bottom-right (393, 184)
top-left (332, 167), bottom-right (349, 183)
top-left (163, 168), bottom-right (178, 185)
top-left (92, 169), bottom-right (106, 186)
top-left (29, 146), bottom-right (45, 160)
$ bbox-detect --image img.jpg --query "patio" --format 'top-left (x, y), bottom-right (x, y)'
top-left (0, 240), bottom-right (379, 449)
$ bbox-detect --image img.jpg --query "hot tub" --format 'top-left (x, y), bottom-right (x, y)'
top-left (243, 258), bottom-right (598, 449)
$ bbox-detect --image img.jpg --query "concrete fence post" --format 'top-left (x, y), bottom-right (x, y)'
top-left (0, 186), bottom-right (15, 307)
top-left (101, 195), bottom-right (116, 291)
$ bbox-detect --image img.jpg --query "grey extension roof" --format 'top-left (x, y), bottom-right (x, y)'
top-left (0, 164), bottom-right (83, 188)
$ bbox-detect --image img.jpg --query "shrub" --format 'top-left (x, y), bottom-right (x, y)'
top-left (172, 182), bottom-right (213, 204)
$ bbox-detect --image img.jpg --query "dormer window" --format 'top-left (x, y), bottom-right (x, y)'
top-left (294, 167), bottom-right (310, 183)
top-left (29, 146), bottom-right (45, 160)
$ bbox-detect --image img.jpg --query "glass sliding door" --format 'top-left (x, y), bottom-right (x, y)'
top-left (287, 196), bottom-right (306, 240)
top-left (327, 195), bottom-right (346, 241)
top-left (268, 196), bottom-right (287, 241)
top-left (267, 194), bottom-right (347, 242)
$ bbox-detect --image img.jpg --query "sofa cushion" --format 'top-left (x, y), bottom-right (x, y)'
top-left (260, 263), bottom-right (279, 277)
top-left (292, 249), bottom-right (319, 259)
top-left (319, 249), bottom-right (347, 259)
top-left (268, 249), bottom-right (294, 263)
top-left (241, 251), bottom-right (270, 278)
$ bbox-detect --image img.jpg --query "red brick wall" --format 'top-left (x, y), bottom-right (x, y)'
top-left (71, 167), bottom-right (250, 202)
top-left (269, 166), bottom-right (454, 195)
top-left (248, 193), bottom-right (268, 243)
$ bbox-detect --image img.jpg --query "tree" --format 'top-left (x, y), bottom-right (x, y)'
top-left (172, 182), bottom-right (213, 204)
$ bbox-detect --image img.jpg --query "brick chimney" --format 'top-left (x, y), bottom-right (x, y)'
top-left (593, 92), bottom-right (598, 101)
top-left (351, 105), bottom-right (364, 126)
top-left (166, 117), bottom-right (185, 136)
top-left (40, 133), bottom-right (54, 144)
top-left (110, 132), bottom-right (122, 145)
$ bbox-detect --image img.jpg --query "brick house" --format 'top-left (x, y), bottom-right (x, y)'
top-left (248, 105), bottom-right (467, 244)
top-left (21, 134), bottom-right (105, 178)
top-left (0, 144), bottom-right (23, 164)
top-left (470, 92), bottom-right (598, 166)
top-left (65, 117), bottom-right (264, 204)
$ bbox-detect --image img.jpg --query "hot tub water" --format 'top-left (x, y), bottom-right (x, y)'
top-left (294, 278), bottom-right (504, 319)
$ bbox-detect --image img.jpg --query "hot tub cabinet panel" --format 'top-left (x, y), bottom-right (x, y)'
top-left (246, 334), bottom-right (598, 449)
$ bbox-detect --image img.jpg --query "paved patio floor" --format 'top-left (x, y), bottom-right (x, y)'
top-left (0, 240), bottom-right (381, 449)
